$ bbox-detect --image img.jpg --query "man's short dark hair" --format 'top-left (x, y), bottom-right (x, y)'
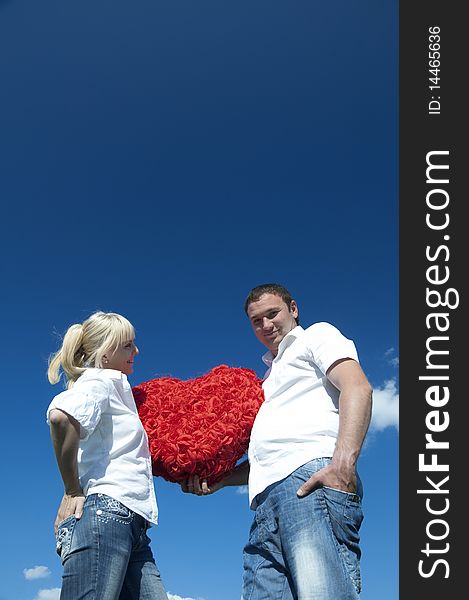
top-left (244, 283), bottom-right (300, 325)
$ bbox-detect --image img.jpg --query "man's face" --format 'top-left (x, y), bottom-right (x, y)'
top-left (247, 293), bottom-right (298, 355)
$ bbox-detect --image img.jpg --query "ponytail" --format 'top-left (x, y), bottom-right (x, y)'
top-left (47, 311), bottom-right (135, 389)
top-left (47, 323), bottom-right (87, 388)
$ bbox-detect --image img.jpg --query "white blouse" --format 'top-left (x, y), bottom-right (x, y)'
top-left (47, 368), bottom-right (158, 525)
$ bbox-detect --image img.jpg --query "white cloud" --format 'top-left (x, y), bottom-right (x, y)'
top-left (34, 589), bottom-right (61, 600)
top-left (384, 348), bottom-right (399, 368)
top-left (235, 485), bottom-right (249, 495)
top-left (23, 566), bottom-right (51, 580)
top-left (370, 378), bottom-right (399, 431)
top-left (168, 594), bottom-right (204, 600)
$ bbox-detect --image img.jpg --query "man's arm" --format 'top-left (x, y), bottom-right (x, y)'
top-left (181, 459), bottom-right (250, 496)
top-left (297, 358), bottom-right (372, 497)
top-left (49, 408), bottom-right (86, 532)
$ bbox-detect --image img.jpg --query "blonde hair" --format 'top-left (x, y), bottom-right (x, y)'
top-left (47, 311), bottom-right (136, 388)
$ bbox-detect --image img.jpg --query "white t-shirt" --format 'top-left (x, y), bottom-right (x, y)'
top-left (247, 323), bottom-right (359, 508)
top-left (46, 368), bottom-right (159, 525)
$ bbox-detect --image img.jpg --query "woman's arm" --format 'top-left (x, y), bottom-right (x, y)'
top-left (49, 408), bottom-right (86, 532)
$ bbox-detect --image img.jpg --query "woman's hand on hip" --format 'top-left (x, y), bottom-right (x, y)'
top-left (54, 492), bottom-right (85, 534)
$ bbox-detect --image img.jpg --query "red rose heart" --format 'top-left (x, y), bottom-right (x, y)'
top-left (133, 365), bottom-right (264, 486)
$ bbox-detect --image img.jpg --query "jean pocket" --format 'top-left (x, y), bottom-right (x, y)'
top-left (95, 494), bottom-right (133, 523)
top-left (321, 486), bottom-right (363, 592)
top-left (55, 515), bottom-right (76, 562)
top-left (322, 486), bottom-right (363, 528)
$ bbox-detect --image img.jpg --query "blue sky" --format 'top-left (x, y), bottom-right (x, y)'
top-left (0, 1), bottom-right (398, 599)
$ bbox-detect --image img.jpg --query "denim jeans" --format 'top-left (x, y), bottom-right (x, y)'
top-left (56, 493), bottom-right (168, 600)
top-left (242, 458), bottom-right (364, 600)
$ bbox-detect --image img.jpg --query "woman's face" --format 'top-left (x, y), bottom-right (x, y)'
top-left (103, 339), bottom-right (139, 375)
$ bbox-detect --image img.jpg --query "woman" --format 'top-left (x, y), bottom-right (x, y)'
top-left (47, 310), bottom-right (168, 600)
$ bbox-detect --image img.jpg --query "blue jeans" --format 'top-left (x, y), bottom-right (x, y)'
top-left (56, 494), bottom-right (168, 600)
top-left (242, 458), bottom-right (364, 600)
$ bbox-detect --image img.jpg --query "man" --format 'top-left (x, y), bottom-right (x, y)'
top-left (183, 283), bottom-right (372, 599)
